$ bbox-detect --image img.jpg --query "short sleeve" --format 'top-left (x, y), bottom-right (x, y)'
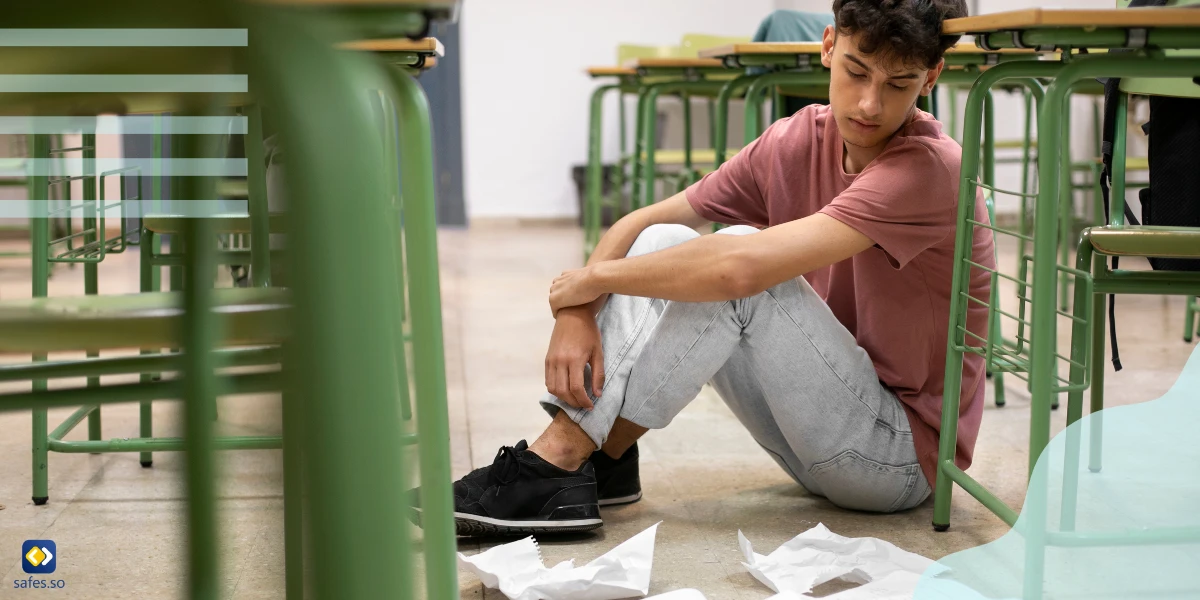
top-left (819, 141), bottom-right (957, 269)
top-left (684, 121), bottom-right (776, 228)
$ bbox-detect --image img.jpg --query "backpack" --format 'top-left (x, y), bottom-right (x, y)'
top-left (1098, 0), bottom-right (1200, 369)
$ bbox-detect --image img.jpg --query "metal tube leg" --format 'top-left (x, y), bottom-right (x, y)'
top-left (1089, 256), bottom-right (1107, 473)
top-left (713, 75), bottom-right (756, 169)
top-left (932, 76), bottom-right (991, 533)
top-left (282, 384), bottom-right (304, 600)
top-left (178, 125), bottom-right (220, 599)
top-left (1060, 237), bottom-right (1095, 531)
top-left (630, 87), bottom-right (651, 211)
top-left (31, 133), bottom-right (50, 506)
top-left (83, 131), bottom-right (102, 445)
top-left (1018, 88), bottom-right (1034, 266)
top-left (983, 90), bottom-right (995, 188)
top-left (388, 68), bottom-right (457, 600)
top-left (744, 78), bottom-right (772, 146)
top-left (682, 91), bottom-right (693, 185)
top-left (1186, 296), bottom-right (1198, 343)
top-left (245, 104), bottom-right (272, 287)
top-left (585, 85), bottom-right (618, 261)
top-left (640, 84), bottom-right (666, 210)
top-left (1059, 97), bottom-right (1073, 315)
top-left (246, 12), bottom-right (420, 597)
top-left (1024, 75), bottom-right (1063, 588)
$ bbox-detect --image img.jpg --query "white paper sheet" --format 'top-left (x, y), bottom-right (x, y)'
top-left (458, 522), bottom-right (660, 600)
top-left (741, 523), bottom-right (941, 598)
top-left (645, 589), bottom-right (709, 600)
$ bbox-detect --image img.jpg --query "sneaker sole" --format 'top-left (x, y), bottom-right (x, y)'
top-left (409, 507), bottom-right (603, 537)
top-left (598, 491), bottom-right (642, 507)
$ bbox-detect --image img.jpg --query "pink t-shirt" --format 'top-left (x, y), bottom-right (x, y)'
top-left (686, 104), bottom-right (993, 486)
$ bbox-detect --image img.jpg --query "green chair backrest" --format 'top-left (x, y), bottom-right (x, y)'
top-left (1117, 0), bottom-right (1200, 99)
top-left (679, 33), bottom-right (751, 55)
top-left (617, 44), bottom-right (689, 65)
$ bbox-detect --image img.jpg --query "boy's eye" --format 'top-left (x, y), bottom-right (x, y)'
top-left (888, 83), bottom-right (909, 91)
top-left (847, 69), bottom-right (866, 79)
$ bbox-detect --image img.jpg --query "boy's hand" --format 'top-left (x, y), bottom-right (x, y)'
top-left (545, 306), bottom-right (604, 410)
top-left (549, 266), bottom-right (601, 317)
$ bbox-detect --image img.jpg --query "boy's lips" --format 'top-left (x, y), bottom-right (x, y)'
top-left (849, 117), bottom-right (880, 131)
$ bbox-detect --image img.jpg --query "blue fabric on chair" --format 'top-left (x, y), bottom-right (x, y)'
top-left (749, 9), bottom-right (835, 116)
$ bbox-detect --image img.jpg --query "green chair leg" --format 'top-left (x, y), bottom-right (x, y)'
top-left (139, 229), bottom-right (157, 468)
top-left (388, 65), bottom-right (458, 600)
top-left (281, 385), bottom-right (304, 600)
top-left (1184, 296), bottom-right (1198, 343)
top-left (585, 84), bottom-right (619, 261)
top-left (31, 132), bottom-right (50, 505)
top-left (83, 131), bottom-right (102, 447)
top-left (244, 104), bottom-right (272, 287)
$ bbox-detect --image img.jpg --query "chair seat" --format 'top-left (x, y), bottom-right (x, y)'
top-left (1086, 226), bottom-right (1200, 259)
top-left (218, 178), bottom-right (249, 199)
top-left (994, 139), bottom-right (1036, 150)
top-left (640, 148), bottom-right (741, 165)
top-left (144, 212), bottom-right (286, 235)
top-left (0, 287), bottom-right (288, 354)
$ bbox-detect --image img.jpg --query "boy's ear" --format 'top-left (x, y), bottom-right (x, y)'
top-left (921, 58), bottom-right (945, 95)
top-left (821, 25), bottom-right (835, 69)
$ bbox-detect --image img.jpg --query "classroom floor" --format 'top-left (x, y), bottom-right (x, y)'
top-left (0, 223), bottom-right (1195, 599)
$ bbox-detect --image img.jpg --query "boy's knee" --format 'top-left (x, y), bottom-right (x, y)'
top-left (628, 224), bottom-right (699, 258)
top-left (714, 225), bottom-right (759, 237)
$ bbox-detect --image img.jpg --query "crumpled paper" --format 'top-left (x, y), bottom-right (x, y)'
top-left (458, 522), bottom-right (660, 600)
top-left (645, 590), bottom-right (708, 600)
top-left (741, 523), bottom-right (941, 598)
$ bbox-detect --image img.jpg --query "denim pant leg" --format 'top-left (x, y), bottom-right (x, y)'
top-left (540, 223), bottom-right (702, 447)
top-left (542, 224), bottom-right (929, 512)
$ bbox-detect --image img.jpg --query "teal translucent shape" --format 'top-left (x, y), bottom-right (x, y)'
top-left (916, 343), bottom-right (1200, 599)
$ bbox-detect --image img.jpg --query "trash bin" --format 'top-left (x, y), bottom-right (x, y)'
top-left (572, 164), bottom-right (620, 228)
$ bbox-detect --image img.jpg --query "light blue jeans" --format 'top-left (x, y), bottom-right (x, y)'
top-left (541, 224), bottom-right (930, 513)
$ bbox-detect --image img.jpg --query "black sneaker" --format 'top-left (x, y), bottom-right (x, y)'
top-left (412, 440), bottom-right (603, 537)
top-left (591, 442), bottom-right (642, 506)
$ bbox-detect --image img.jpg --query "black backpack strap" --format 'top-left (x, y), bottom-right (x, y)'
top-left (1097, 77), bottom-right (1125, 371)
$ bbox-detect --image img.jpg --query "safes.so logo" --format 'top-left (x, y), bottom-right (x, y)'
top-left (22, 540), bottom-right (56, 574)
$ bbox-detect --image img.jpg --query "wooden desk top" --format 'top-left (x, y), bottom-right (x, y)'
top-left (587, 66), bottom-right (638, 77)
top-left (698, 42), bottom-right (823, 58)
top-left (943, 8), bottom-right (1200, 35)
top-left (339, 37), bottom-right (444, 56)
top-left (943, 45), bottom-right (1041, 55)
top-left (623, 57), bottom-right (725, 69)
top-left (699, 41), bottom-right (1045, 59)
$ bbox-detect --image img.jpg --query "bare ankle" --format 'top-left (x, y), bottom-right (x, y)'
top-left (528, 412), bottom-right (595, 471)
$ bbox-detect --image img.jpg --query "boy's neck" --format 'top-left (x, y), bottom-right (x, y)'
top-left (841, 105), bottom-right (916, 174)
top-left (842, 141), bottom-right (885, 175)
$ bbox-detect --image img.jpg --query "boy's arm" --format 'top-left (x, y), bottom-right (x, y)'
top-left (546, 190), bottom-right (710, 411)
top-left (550, 213), bottom-right (874, 312)
top-left (575, 190), bottom-right (711, 316)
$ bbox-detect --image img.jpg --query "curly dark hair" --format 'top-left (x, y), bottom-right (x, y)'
top-left (831, 0), bottom-right (968, 70)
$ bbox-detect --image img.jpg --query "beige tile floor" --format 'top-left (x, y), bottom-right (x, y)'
top-left (0, 224), bottom-right (1195, 599)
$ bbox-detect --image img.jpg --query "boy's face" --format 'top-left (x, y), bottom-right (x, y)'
top-left (820, 25), bottom-right (942, 151)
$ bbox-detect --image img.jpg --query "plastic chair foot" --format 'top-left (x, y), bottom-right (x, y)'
top-left (33, 496), bottom-right (48, 506)
top-left (1089, 466), bottom-right (1102, 474)
top-left (140, 461), bottom-right (153, 468)
top-left (933, 522), bottom-right (950, 532)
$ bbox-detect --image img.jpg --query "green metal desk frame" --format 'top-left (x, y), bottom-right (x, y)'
top-left (0, 2), bottom-right (459, 599)
top-left (933, 8), bottom-right (1200, 599)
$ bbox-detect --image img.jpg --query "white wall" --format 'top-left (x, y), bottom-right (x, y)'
top-left (461, 0), bottom-right (1125, 220)
top-left (460, 0), bottom-right (775, 220)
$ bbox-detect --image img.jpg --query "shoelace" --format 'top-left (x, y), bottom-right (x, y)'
top-left (486, 445), bottom-right (522, 488)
